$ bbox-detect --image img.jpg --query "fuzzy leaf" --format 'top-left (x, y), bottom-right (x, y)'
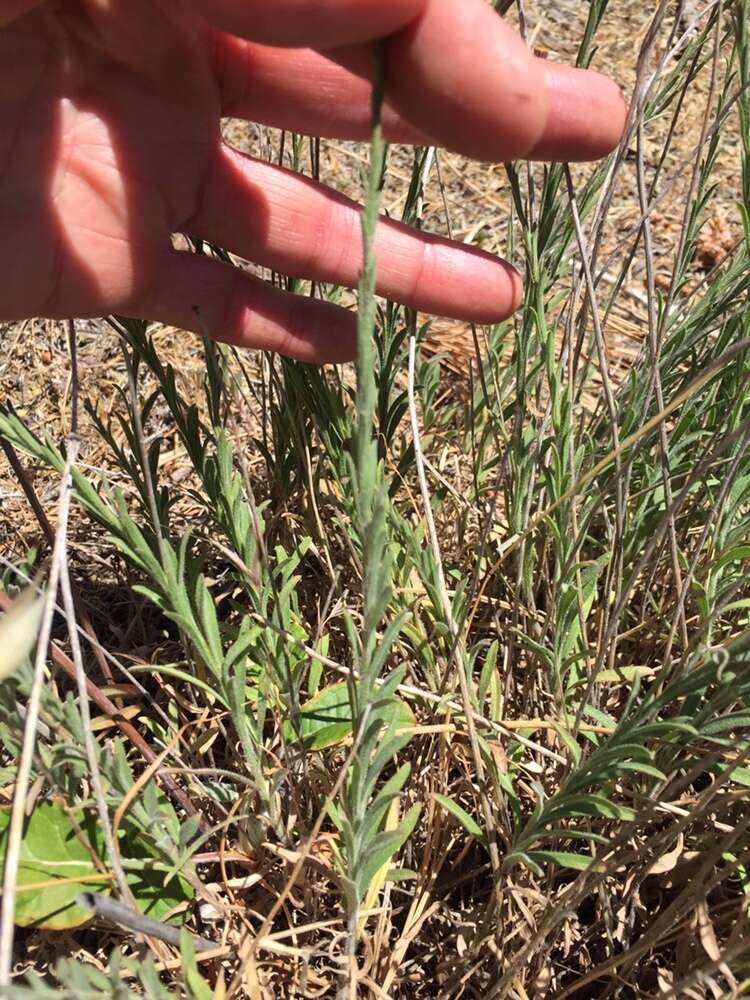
top-left (526, 850), bottom-right (604, 873)
top-left (357, 804), bottom-right (421, 898)
top-left (123, 831), bottom-right (193, 923)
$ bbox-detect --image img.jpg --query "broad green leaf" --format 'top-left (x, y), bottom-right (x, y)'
top-left (180, 930), bottom-right (214, 1000)
top-left (0, 802), bottom-right (109, 930)
top-left (558, 560), bottom-right (603, 664)
top-left (356, 765), bottom-right (412, 853)
top-left (724, 765), bottom-right (750, 787)
top-left (546, 828), bottom-right (611, 846)
top-left (0, 801), bottom-right (193, 929)
top-left (551, 724), bottom-right (582, 764)
top-left (721, 599), bottom-right (750, 613)
top-left (386, 868), bottom-right (418, 882)
top-left (616, 761), bottom-right (666, 780)
top-left (715, 544), bottom-right (750, 570)
top-left (703, 714), bottom-right (750, 736)
top-left (282, 682), bottom-right (415, 750)
top-left (361, 796), bottom-right (400, 930)
top-left (432, 793), bottom-right (489, 849)
top-left (545, 793), bottom-right (637, 823)
top-left (123, 832), bottom-right (193, 923)
top-left (478, 641), bottom-right (499, 706)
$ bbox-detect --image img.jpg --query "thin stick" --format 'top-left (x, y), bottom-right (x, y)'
top-left (0, 433), bottom-right (77, 985)
top-left (62, 320), bottom-right (132, 904)
top-left (635, 117), bottom-right (689, 652)
top-left (564, 163), bottom-right (625, 696)
top-left (77, 891), bottom-right (215, 953)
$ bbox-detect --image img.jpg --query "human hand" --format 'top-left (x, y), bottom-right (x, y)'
top-left (0, 0), bottom-right (627, 362)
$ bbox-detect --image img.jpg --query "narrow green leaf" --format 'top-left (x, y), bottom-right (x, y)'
top-left (527, 850), bottom-right (604, 873)
top-left (432, 793), bottom-right (489, 849)
top-left (357, 804), bottom-right (421, 898)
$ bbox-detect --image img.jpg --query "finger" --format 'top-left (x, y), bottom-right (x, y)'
top-left (183, 145), bottom-right (522, 323)
top-left (383, 0), bottom-right (627, 161)
top-left (528, 62), bottom-right (626, 162)
top-left (213, 35), bottom-right (625, 162)
top-left (212, 36), bottom-right (430, 145)
top-left (134, 250), bottom-right (357, 362)
top-left (191, 0), bottom-right (423, 48)
top-left (382, 0), bottom-right (547, 161)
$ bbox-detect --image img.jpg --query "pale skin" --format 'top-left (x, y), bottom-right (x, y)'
top-left (0, 0), bottom-right (627, 362)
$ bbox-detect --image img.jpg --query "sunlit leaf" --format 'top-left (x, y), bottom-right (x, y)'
top-left (282, 682), bottom-right (415, 750)
top-left (432, 793), bottom-right (489, 849)
top-left (0, 584), bottom-right (45, 682)
top-left (0, 802), bottom-right (109, 930)
top-left (593, 666), bottom-right (655, 684)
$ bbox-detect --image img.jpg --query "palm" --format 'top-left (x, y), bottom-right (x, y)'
top-left (1, 6), bottom-right (219, 322)
top-left (0, 0), bottom-right (626, 362)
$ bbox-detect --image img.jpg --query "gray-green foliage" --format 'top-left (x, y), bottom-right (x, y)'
top-left (336, 47), bottom-right (420, 919)
top-left (4, 939), bottom-right (208, 999)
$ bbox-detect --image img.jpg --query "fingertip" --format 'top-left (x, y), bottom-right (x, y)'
top-left (529, 62), bottom-right (628, 162)
top-left (384, 0), bottom-right (549, 162)
top-left (394, 236), bottom-right (523, 323)
top-left (508, 264), bottom-right (524, 315)
top-left (285, 298), bottom-right (358, 364)
top-left (454, 250), bottom-right (523, 323)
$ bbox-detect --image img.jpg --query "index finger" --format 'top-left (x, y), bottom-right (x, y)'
top-left (204, 0), bottom-right (626, 164)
